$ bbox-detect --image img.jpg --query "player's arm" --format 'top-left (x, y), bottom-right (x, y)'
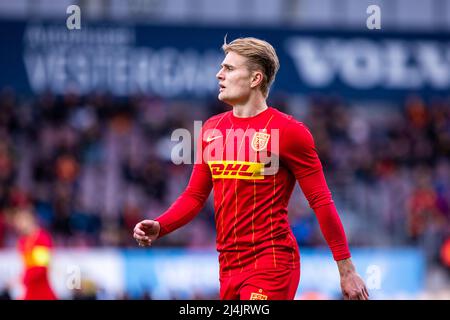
top-left (23, 246), bottom-right (51, 285)
top-left (280, 119), bottom-right (368, 300)
top-left (23, 233), bottom-right (52, 285)
top-left (134, 125), bottom-right (213, 246)
top-left (280, 120), bottom-right (350, 259)
top-left (158, 161), bottom-right (212, 236)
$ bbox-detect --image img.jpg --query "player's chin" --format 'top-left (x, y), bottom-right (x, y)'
top-left (218, 93), bottom-right (232, 104)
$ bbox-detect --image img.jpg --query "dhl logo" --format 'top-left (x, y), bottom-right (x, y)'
top-left (208, 161), bottom-right (265, 180)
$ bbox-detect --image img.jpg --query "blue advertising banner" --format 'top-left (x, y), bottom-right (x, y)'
top-left (1, 19), bottom-right (449, 100)
top-left (0, 247), bottom-right (426, 299)
top-left (122, 247), bottom-right (425, 299)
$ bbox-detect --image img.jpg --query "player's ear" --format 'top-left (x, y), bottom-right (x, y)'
top-left (250, 71), bottom-right (264, 89)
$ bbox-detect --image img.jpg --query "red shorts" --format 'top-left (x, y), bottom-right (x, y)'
top-left (219, 266), bottom-right (300, 300)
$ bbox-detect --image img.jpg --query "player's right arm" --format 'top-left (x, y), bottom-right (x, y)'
top-left (280, 118), bottom-right (368, 300)
top-left (133, 124), bottom-right (213, 247)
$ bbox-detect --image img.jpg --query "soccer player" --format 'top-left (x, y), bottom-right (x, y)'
top-left (13, 207), bottom-right (57, 300)
top-left (133, 37), bottom-right (369, 300)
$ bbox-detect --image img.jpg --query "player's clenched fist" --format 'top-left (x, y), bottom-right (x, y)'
top-left (133, 220), bottom-right (160, 247)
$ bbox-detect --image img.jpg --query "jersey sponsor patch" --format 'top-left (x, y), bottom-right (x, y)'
top-left (208, 161), bottom-right (265, 180)
top-left (250, 290), bottom-right (268, 300)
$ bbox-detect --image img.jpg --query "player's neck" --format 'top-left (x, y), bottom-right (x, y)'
top-left (232, 95), bottom-right (268, 118)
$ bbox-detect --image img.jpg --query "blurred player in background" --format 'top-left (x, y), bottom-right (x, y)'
top-left (13, 207), bottom-right (57, 300)
top-left (134, 37), bottom-right (368, 300)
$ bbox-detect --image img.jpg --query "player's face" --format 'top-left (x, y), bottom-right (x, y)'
top-left (216, 51), bottom-right (253, 105)
top-left (13, 210), bottom-right (34, 235)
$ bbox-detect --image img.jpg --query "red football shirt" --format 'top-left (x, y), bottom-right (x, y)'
top-left (18, 229), bottom-right (57, 300)
top-left (156, 107), bottom-right (350, 276)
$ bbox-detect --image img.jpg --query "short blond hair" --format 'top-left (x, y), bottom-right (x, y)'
top-left (222, 37), bottom-right (280, 98)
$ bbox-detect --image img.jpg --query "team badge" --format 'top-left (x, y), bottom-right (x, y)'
top-left (250, 289), bottom-right (268, 300)
top-left (251, 131), bottom-right (270, 152)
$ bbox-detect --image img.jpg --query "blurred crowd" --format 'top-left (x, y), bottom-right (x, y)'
top-left (291, 94), bottom-right (450, 266)
top-left (0, 87), bottom-right (449, 269)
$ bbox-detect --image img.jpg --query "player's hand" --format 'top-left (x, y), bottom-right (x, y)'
top-left (133, 220), bottom-right (160, 247)
top-left (337, 258), bottom-right (369, 300)
top-left (340, 271), bottom-right (369, 300)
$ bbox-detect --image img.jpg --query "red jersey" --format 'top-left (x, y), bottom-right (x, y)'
top-left (156, 107), bottom-right (350, 276)
top-left (18, 229), bottom-right (57, 300)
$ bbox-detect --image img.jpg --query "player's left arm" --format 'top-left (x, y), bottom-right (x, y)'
top-left (23, 232), bottom-right (52, 285)
top-left (280, 119), bottom-right (369, 300)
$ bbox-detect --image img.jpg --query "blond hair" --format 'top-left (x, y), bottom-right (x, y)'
top-left (222, 37), bottom-right (280, 98)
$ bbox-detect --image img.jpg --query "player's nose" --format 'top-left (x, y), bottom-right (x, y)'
top-left (216, 68), bottom-right (224, 80)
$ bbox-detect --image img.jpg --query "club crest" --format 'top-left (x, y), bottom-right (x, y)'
top-left (251, 131), bottom-right (270, 151)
